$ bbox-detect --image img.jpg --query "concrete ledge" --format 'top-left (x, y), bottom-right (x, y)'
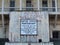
top-left (5, 42), bottom-right (54, 45)
top-left (5, 42), bottom-right (28, 45)
top-left (31, 42), bottom-right (54, 45)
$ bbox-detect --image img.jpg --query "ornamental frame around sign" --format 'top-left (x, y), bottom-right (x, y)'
top-left (20, 19), bottom-right (38, 36)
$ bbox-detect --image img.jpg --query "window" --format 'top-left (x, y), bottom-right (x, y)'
top-left (52, 0), bottom-right (55, 7)
top-left (26, 0), bottom-right (32, 7)
top-left (42, 0), bottom-right (48, 11)
top-left (10, 0), bottom-right (15, 11)
top-left (53, 31), bottom-right (60, 39)
top-left (42, 0), bottom-right (48, 7)
top-left (26, 0), bottom-right (33, 10)
top-left (52, 0), bottom-right (55, 11)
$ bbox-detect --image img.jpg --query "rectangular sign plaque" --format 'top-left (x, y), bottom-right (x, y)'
top-left (21, 19), bottom-right (37, 35)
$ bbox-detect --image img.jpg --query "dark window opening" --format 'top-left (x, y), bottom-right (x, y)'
top-left (42, 0), bottom-right (48, 11)
top-left (53, 31), bottom-right (59, 39)
top-left (52, 0), bottom-right (55, 7)
top-left (26, 0), bottom-right (33, 11)
top-left (38, 39), bottom-right (42, 43)
top-left (10, 0), bottom-right (15, 11)
top-left (42, 0), bottom-right (48, 7)
top-left (52, 0), bottom-right (55, 11)
top-left (26, 0), bottom-right (31, 3)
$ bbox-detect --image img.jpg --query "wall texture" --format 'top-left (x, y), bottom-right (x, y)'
top-left (9, 11), bottom-right (49, 42)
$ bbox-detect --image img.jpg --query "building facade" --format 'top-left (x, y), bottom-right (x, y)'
top-left (0, 0), bottom-right (60, 45)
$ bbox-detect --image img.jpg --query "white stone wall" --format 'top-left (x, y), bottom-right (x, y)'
top-left (9, 12), bottom-right (20, 42)
top-left (41, 12), bottom-right (49, 42)
top-left (9, 11), bottom-right (49, 42)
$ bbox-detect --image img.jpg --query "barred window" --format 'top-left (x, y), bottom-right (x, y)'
top-left (26, 0), bottom-right (33, 10)
top-left (42, 0), bottom-right (48, 7)
top-left (10, 0), bottom-right (15, 11)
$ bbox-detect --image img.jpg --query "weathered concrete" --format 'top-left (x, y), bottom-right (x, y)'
top-left (5, 43), bottom-right (28, 45)
top-left (5, 42), bottom-right (54, 45)
top-left (9, 11), bottom-right (49, 42)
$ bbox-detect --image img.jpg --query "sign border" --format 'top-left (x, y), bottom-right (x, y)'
top-left (20, 19), bottom-right (38, 36)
